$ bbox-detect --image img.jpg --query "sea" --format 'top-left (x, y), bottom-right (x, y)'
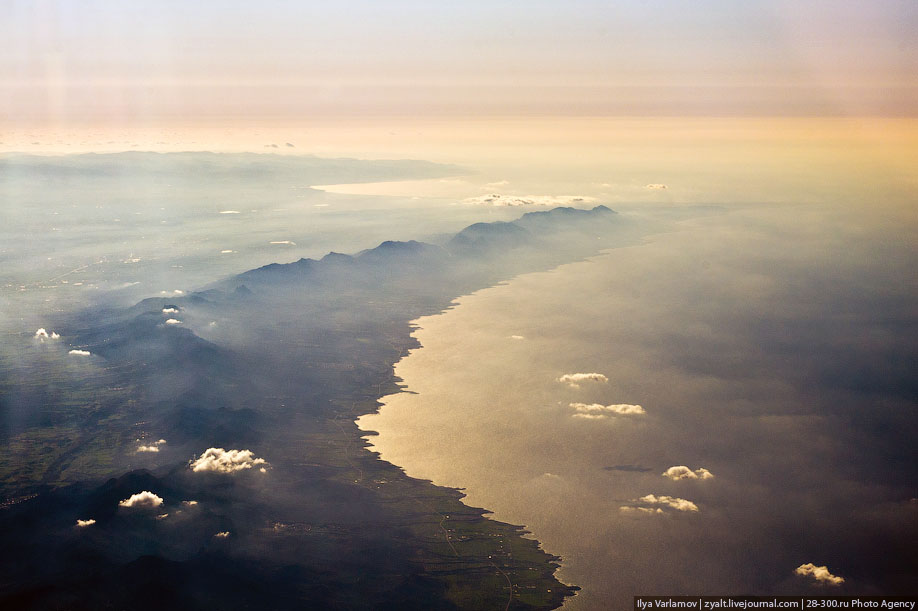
top-left (359, 203), bottom-right (918, 607)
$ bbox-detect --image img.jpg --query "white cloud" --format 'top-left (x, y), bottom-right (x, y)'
top-left (118, 491), bottom-right (164, 508)
top-left (639, 494), bottom-right (698, 512)
top-left (558, 372), bottom-right (608, 388)
top-left (164, 318), bottom-right (182, 325)
top-left (34, 328), bottom-right (60, 341)
top-left (136, 439), bottom-right (166, 453)
top-left (68, 349), bottom-right (91, 356)
top-left (182, 500), bottom-right (198, 506)
top-left (270, 240), bottom-right (296, 245)
top-left (646, 183), bottom-right (668, 190)
top-left (621, 494), bottom-right (699, 513)
top-left (75, 518), bottom-right (96, 527)
top-left (620, 506), bottom-right (663, 515)
top-left (463, 194), bottom-right (595, 207)
top-left (509, 335), bottom-right (525, 340)
top-left (572, 413), bottom-right (607, 420)
top-left (219, 210), bottom-right (241, 214)
top-left (162, 307), bottom-right (179, 314)
top-left (189, 448), bottom-right (269, 474)
top-left (214, 531), bottom-right (231, 538)
top-left (220, 250), bottom-right (235, 254)
top-left (160, 290), bottom-right (184, 296)
top-left (662, 466), bottom-right (715, 480)
top-left (155, 513), bottom-right (169, 520)
top-left (570, 402), bottom-right (645, 417)
top-left (795, 563), bottom-right (845, 585)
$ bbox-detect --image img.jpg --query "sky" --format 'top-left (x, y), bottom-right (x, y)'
top-left (3, 0), bottom-right (916, 126)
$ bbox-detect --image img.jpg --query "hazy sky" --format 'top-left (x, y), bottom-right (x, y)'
top-left (3, 0), bottom-right (916, 125)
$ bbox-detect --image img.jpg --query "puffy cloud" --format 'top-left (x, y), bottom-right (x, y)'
top-left (662, 466), bottom-right (715, 480)
top-left (68, 349), bottom-right (91, 356)
top-left (463, 194), bottom-right (595, 207)
top-left (639, 494), bottom-right (699, 512)
top-left (118, 491), bottom-right (164, 509)
top-left (214, 531), bottom-right (231, 538)
top-left (646, 183), bottom-right (668, 190)
top-left (75, 518), bottom-right (96, 527)
top-left (164, 319), bottom-right (182, 325)
top-left (136, 439), bottom-right (166, 453)
top-left (189, 448), bottom-right (269, 474)
top-left (558, 372), bottom-right (608, 388)
top-left (162, 307), bottom-right (179, 314)
top-left (34, 328), bottom-right (60, 341)
top-left (570, 402), bottom-right (645, 418)
top-left (795, 563), bottom-right (845, 585)
top-left (621, 494), bottom-right (699, 513)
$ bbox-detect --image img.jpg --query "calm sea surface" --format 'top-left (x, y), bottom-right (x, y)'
top-left (359, 205), bottom-right (917, 608)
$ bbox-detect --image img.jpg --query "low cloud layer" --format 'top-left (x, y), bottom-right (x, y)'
top-left (621, 494), bottom-right (699, 514)
top-left (118, 491), bottom-right (164, 509)
top-left (662, 466), bottom-right (714, 480)
top-left (795, 563), bottom-right (845, 585)
top-left (68, 349), bottom-right (91, 356)
top-left (570, 402), bottom-right (645, 418)
top-left (189, 448), bottom-right (269, 474)
top-left (558, 372), bottom-right (608, 388)
top-left (463, 194), bottom-right (595, 207)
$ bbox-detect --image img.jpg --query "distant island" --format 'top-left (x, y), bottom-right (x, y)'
top-left (1, 205), bottom-right (633, 610)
